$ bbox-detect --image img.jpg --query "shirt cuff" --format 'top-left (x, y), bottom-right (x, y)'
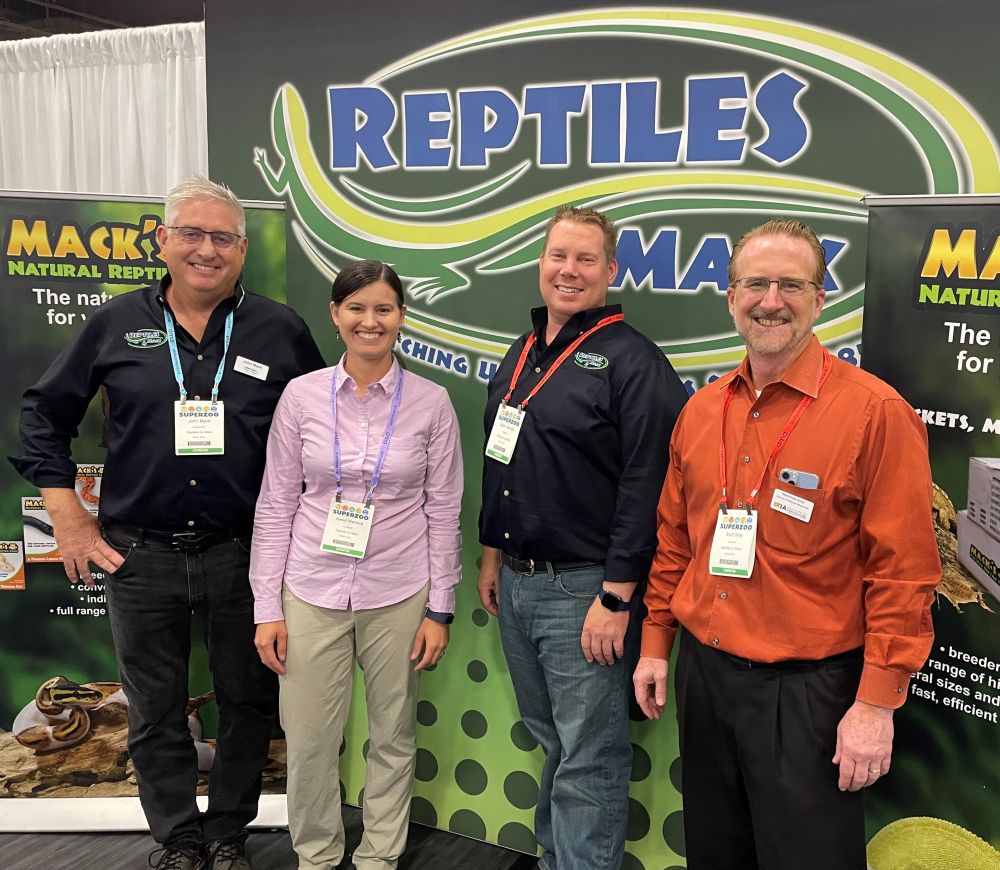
top-left (856, 664), bottom-right (910, 708)
top-left (640, 624), bottom-right (677, 660)
top-left (253, 596), bottom-right (284, 624)
top-left (427, 586), bottom-right (456, 615)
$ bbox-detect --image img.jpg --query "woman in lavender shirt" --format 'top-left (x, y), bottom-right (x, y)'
top-left (250, 260), bottom-right (463, 870)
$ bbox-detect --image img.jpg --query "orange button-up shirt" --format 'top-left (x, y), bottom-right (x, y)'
top-left (641, 337), bottom-right (940, 708)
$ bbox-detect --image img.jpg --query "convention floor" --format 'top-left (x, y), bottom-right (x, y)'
top-left (0, 804), bottom-right (539, 869)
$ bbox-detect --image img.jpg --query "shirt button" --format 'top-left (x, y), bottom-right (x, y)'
top-left (193, 395), bottom-right (201, 401)
top-left (743, 455), bottom-right (751, 463)
top-left (897, 687), bottom-right (904, 694)
top-left (712, 637), bottom-right (720, 646)
top-left (534, 366), bottom-right (541, 373)
top-left (752, 411), bottom-right (760, 419)
top-left (503, 532), bottom-right (510, 540)
top-left (737, 501), bottom-right (743, 508)
top-left (720, 592), bottom-right (728, 600)
top-left (197, 354), bottom-right (204, 361)
top-left (187, 520), bottom-right (195, 527)
top-left (189, 480), bottom-right (197, 486)
top-left (503, 489), bottom-right (510, 496)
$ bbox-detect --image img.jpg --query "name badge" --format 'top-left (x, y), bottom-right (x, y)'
top-left (234, 355), bottom-right (269, 381)
top-left (174, 400), bottom-right (225, 455)
top-left (321, 498), bottom-right (374, 558)
top-left (770, 488), bottom-right (815, 523)
top-left (485, 404), bottom-right (525, 465)
top-left (709, 510), bottom-right (757, 578)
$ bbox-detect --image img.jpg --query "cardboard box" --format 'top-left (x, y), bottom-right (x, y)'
top-left (967, 457), bottom-right (1000, 541)
top-left (957, 509), bottom-right (1000, 603)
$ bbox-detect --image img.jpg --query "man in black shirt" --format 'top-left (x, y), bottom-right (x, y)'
top-left (12, 177), bottom-right (325, 870)
top-left (478, 206), bottom-right (688, 870)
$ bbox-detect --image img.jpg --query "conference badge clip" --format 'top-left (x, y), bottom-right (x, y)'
top-left (321, 498), bottom-right (375, 559)
top-left (708, 508), bottom-right (757, 578)
top-left (174, 400), bottom-right (225, 455)
top-left (485, 402), bottom-right (525, 465)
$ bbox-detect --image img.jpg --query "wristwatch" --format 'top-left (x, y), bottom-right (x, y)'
top-left (425, 609), bottom-right (454, 624)
top-left (597, 590), bottom-right (631, 612)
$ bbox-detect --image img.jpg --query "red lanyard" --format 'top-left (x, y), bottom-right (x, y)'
top-left (502, 314), bottom-right (624, 409)
top-left (718, 351), bottom-right (833, 511)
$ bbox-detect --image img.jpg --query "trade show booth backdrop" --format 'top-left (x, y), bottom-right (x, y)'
top-left (1, 0), bottom-right (998, 865)
top-left (201, 1), bottom-right (1000, 863)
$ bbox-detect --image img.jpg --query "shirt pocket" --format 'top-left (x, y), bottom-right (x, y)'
top-left (757, 473), bottom-right (827, 556)
top-left (375, 434), bottom-right (428, 498)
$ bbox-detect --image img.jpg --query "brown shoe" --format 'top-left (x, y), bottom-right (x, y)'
top-left (148, 847), bottom-right (206, 870)
top-left (205, 839), bottom-right (252, 870)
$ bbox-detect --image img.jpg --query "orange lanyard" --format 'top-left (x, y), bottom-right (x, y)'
top-left (502, 314), bottom-right (624, 409)
top-left (718, 352), bottom-right (833, 512)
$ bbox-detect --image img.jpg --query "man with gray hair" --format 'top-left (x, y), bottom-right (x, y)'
top-left (12, 176), bottom-right (325, 870)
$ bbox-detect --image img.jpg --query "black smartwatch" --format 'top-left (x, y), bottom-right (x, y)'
top-left (597, 590), bottom-right (631, 612)
top-left (425, 609), bottom-right (454, 624)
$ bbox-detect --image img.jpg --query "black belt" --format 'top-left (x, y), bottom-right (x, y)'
top-left (103, 522), bottom-right (251, 552)
top-left (704, 638), bottom-right (863, 672)
top-left (500, 551), bottom-right (603, 576)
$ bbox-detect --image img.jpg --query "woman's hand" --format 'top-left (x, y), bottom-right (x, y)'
top-left (255, 620), bottom-right (288, 675)
top-left (411, 618), bottom-right (449, 671)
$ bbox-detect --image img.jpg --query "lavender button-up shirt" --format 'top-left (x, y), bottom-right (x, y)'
top-left (250, 356), bottom-right (463, 623)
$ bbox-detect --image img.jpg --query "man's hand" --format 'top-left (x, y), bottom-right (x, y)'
top-left (833, 700), bottom-right (894, 791)
top-left (411, 618), bottom-right (450, 671)
top-left (42, 487), bottom-right (123, 586)
top-left (254, 620), bottom-right (288, 675)
top-left (633, 655), bottom-right (669, 720)
top-left (477, 546), bottom-right (501, 616)
top-left (581, 596), bottom-right (629, 665)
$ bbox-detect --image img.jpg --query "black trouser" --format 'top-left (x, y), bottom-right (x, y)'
top-left (103, 525), bottom-right (277, 849)
top-left (675, 630), bottom-right (866, 870)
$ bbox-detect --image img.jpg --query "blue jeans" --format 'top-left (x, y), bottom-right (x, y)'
top-left (103, 527), bottom-right (277, 849)
top-left (498, 563), bottom-right (631, 870)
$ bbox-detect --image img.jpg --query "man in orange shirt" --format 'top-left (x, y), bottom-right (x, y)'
top-left (634, 219), bottom-right (940, 869)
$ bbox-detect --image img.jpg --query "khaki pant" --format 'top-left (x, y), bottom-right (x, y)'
top-left (280, 585), bottom-right (428, 870)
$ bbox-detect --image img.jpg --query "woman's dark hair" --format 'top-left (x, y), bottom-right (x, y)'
top-left (330, 259), bottom-right (405, 307)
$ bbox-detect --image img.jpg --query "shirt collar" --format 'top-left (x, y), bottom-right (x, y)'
top-left (154, 274), bottom-right (243, 315)
top-left (722, 335), bottom-right (825, 398)
top-left (530, 303), bottom-right (623, 350)
top-left (334, 353), bottom-right (400, 396)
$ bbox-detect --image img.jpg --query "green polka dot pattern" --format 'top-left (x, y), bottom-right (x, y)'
top-left (461, 709), bottom-right (488, 738)
top-left (336, 544), bottom-right (685, 869)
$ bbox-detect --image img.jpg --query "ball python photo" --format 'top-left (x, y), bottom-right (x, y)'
top-left (11, 676), bottom-right (216, 770)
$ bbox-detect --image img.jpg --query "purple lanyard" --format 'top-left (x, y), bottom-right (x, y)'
top-left (331, 367), bottom-right (405, 506)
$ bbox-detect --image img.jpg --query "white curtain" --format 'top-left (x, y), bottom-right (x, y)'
top-left (0, 22), bottom-right (207, 196)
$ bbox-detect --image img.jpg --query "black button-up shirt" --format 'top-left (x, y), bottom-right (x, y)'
top-left (11, 278), bottom-right (326, 530)
top-left (479, 304), bottom-right (688, 583)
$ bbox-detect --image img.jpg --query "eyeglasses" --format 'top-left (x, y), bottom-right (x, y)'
top-left (732, 277), bottom-right (819, 297)
top-left (165, 225), bottom-right (244, 250)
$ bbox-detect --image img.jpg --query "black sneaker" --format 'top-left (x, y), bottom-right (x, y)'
top-left (148, 847), bottom-right (206, 870)
top-left (205, 839), bottom-right (252, 870)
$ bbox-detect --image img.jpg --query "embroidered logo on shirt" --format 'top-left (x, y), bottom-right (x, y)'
top-left (574, 351), bottom-right (609, 370)
top-left (124, 329), bottom-right (167, 349)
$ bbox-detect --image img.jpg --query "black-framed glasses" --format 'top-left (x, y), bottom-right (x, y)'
top-left (165, 225), bottom-right (244, 250)
top-left (733, 277), bottom-right (819, 297)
